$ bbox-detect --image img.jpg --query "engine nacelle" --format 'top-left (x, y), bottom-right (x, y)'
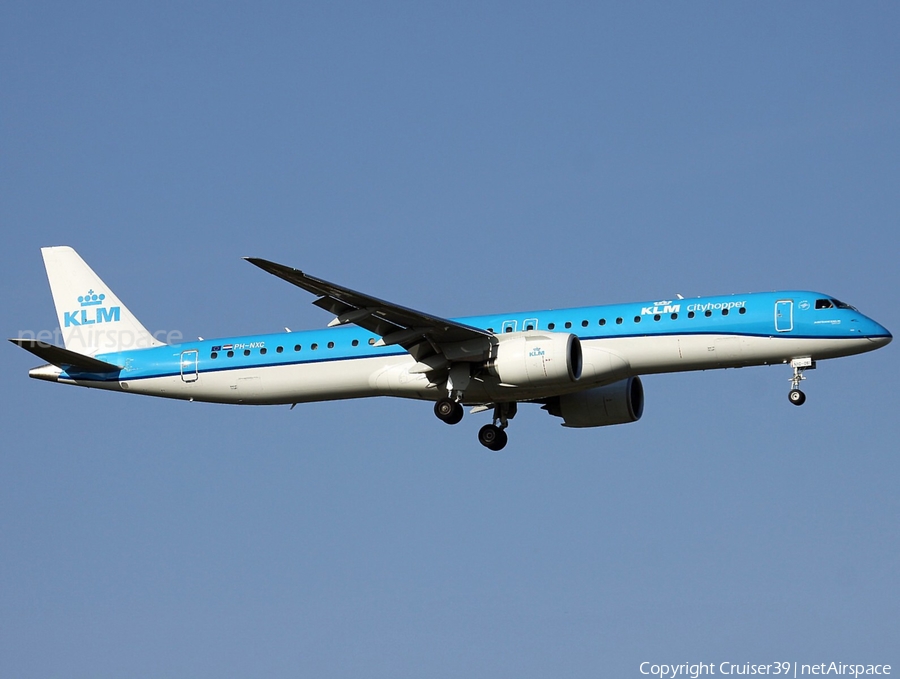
top-left (486, 331), bottom-right (582, 387)
top-left (544, 376), bottom-right (644, 428)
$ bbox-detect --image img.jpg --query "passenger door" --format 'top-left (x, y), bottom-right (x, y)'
top-left (775, 300), bottom-right (793, 333)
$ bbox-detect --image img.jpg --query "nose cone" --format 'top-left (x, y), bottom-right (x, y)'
top-left (870, 332), bottom-right (892, 348)
top-left (865, 320), bottom-right (892, 348)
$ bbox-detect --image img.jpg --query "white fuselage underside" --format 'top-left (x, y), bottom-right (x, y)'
top-left (58, 334), bottom-right (878, 406)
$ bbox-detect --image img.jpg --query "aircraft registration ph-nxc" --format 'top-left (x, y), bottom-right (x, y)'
top-left (11, 247), bottom-right (893, 450)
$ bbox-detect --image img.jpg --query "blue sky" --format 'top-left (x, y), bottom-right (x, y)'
top-left (2, 3), bottom-right (898, 677)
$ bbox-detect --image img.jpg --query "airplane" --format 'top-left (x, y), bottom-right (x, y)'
top-left (10, 246), bottom-right (893, 450)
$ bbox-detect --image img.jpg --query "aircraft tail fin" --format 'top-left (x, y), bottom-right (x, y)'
top-left (40, 246), bottom-right (164, 355)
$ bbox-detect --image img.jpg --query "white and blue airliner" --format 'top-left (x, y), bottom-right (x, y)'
top-left (11, 246), bottom-right (892, 449)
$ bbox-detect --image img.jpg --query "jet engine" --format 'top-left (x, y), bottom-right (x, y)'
top-left (543, 376), bottom-right (644, 428)
top-left (485, 331), bottom-right (582, 387)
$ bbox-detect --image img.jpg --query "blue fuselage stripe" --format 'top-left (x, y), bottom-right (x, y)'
top-left (69, 290), bottom-right (888, 383)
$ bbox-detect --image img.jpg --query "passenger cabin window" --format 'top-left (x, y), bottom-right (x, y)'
top-left (548, 323), bottom-right (556, 330)
top-left (815, 299), bottom-right (834, 309)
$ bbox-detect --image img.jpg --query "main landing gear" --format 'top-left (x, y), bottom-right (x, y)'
top-left (478, 423), bottom-right (507, 451)
top-left (434, 364), bottom-right (469, 425)
top-left (434, 397), bottom-right (463, 425)
top-left (788, 357), bottom-right (815, 406)
top-left (477, 402), bottom-right (517, 451)
top-left (432, 398), bottom-right (517, 450)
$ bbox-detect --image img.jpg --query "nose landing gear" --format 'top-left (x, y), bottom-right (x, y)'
top-left (788, 357), bottom-right (815, 406)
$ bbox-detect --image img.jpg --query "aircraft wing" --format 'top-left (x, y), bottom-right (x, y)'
top-left (244, 257), bottom-right (494, 362)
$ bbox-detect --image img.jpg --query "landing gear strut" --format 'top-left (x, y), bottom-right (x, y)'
top-left (434, 397), bottom-right (463, 425)
top-left (434, 364), bottom-right (470, 425)
top-left (788, 357), bottom-right (815, 406)
top-left (477, 402), bottom-right (517, 451)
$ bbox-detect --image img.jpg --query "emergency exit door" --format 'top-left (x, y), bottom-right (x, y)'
top-left (180, 349), bottom-right (199, 382)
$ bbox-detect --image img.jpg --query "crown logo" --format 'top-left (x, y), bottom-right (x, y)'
top-left (78, 289), bottom-right (106, 307)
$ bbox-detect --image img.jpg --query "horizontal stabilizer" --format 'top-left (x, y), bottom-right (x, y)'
top-left (9, 339), bottom-right (122, 373)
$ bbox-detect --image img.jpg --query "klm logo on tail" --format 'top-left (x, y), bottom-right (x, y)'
top-left (64, 290), bottom-right (121, 327)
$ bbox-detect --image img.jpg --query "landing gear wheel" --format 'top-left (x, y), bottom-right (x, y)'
top-left (788, 389), bottom-right (806, 406)
top-left (478, 424), bottom-right (508, 451)
top-left (788, 359), bottom-right (814, 408)
top-left (434, 398), bottom-right (463, 425)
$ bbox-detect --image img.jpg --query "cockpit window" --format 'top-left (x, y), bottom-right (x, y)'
top-left (832, 299), bottom-right (856, 310)
top-left (815, 299), bottom-right (833, 309)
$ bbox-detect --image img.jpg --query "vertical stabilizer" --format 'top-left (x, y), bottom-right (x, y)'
top-left (41, 246), bottom-right (164, 355)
